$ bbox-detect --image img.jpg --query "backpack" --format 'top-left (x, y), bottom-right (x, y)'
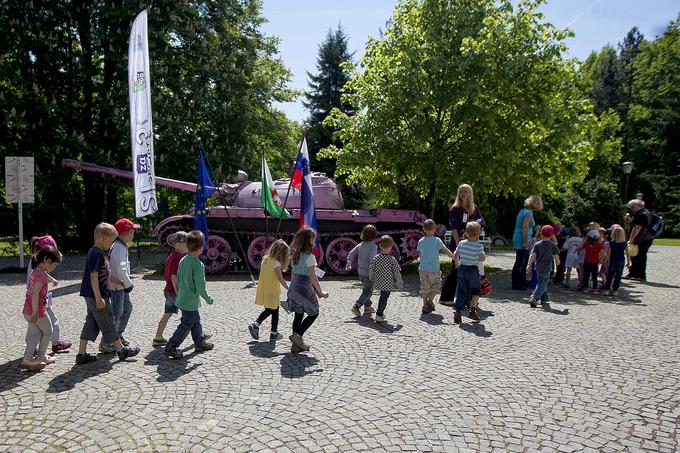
top-left (644, 211), bottom-right (664, 237)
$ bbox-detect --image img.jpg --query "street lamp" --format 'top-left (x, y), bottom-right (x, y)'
top-left (623, 161), bottom-right (634, 202)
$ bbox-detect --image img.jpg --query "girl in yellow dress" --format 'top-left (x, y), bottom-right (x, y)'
top-left (248, 240), bottom-right (290, 341)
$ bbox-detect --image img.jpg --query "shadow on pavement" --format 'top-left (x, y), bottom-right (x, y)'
top-left (47, 356), bottom-right (115, 393)
top-left (280, 353), bottom-right (323, 379)
top-left (143, 347), bottom-right (201, 383)
top-left (419, 313), bottom-right (450, 326)
top-left (0, 358), bottom-right (46, 393)
top-left (248, 340), bottom-right (283, 359)
top-left (458, 322), bottom-right (492, 337)
top-left (344, 316), bottom-right (403, 333)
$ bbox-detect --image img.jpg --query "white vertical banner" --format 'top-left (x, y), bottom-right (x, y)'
top-left (128, 9), bottom-right (157, 217)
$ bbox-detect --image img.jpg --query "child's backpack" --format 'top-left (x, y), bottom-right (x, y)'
top-left (644, 211), bottom-right (664, 237)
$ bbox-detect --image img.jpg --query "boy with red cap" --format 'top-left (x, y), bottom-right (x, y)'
top-left (526, 225), bottom-right (561, 308)
top-left (100, 218), bottom-right (139, 353)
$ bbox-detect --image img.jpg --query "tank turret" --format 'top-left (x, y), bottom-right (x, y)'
top-left (63, 159), bottom-right (443, 274)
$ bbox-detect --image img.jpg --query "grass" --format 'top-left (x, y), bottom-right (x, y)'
top-left (653, 238), bottom-right (680, 246)
top-left (0, 238), bottom-right (162, 257)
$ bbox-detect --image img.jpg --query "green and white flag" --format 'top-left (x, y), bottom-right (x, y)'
top-left (261, 156), bottom-right (291, 219)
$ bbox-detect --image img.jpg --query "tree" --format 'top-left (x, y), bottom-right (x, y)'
top-left (0, 0), bottom-right (299, 244)
top-left (323, 0), bottom-right (595, 217)
top-left (580, 45), bottom-right (623, 115)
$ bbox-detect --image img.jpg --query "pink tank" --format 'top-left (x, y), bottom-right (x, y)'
top-left (63, 159), bottom-right (446, 274)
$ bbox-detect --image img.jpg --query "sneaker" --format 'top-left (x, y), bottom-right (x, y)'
top-left (75, 353), bottom-right (97, 365)
top-left (421, 305), bottom-right (433, 315)
top-left (248, 322), bottom-right (260, 340)
top-left (270, 332), bottom-right (284, 341)
top-left (98, 342), bottom-right (116, 353)
top-left (195, 342), bottom-right (214, 353)
top-left (439, 299), bottom-right (455, 306)
top-left (529, 297), bottom-right (538, 308)
top-left (454, 311), bottom-right (462, 324)
top-left (152, 336), bottom-right (167, 347)
top-left (289, 333), bottom-right (306, 350)
top-left (375, 315), bottom-right (386, 324)
top-left (52, 340), bottom-right (72, 353)
top-left (165, 348), bottom-right (183, 359)
top-left (363, 306), bottom-right (375, 315)
top-left (20, 358), bottom-right (47, 371)
top-left (118, 335), bottom-right (130, 347)
top-left (351, 307), bottom-right (361, 317)
top-left (290, 343), bottom-right (304, 353)
top-left (36, 355), bottom-right (56, 365)
top-left (117, 346), bottom-right (140, 361)
top-left (468, 308), bottom-right (480, 321)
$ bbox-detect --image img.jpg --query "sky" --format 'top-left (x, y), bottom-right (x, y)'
top-left (261, 0), bottom-right (679, 123)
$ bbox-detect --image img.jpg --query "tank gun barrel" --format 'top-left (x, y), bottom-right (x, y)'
top-left (62, 158), bottom-right (200, 193)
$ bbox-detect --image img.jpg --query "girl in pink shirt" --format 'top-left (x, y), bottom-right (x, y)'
top-left (21, 246), bottom-right (62, 371)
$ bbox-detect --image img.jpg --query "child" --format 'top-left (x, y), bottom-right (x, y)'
top-left (453, 222), bottom-right (485, 323)
top-left (165, 231), bottom-right (215, 359)
top-left (562, 226), bottom-right (583, 288)
top-left (417, 219), bottom-right (454, 314)
top-left (581, 229), bottom-right (604, 294)
top-left (21, 246), bottom-right (62, 371)
top-left (153, 231), bottom-right (188, 346)
top-left (346, 224), bottom-right (378, 317)
top-left (526, 225), bottom-right (561, 307)
top-left (287, 226), bottom-right (329, 353)
top-left (598, 228), bottom-right (610, 286)
top-left (103, 218), bottom-right (139, 352)
top-left (26, 235), bottom-right (71, 353)
top-left (528, 225), bottom-right (541, 290)
top-left (76, 223), bottom-right (140, 365)
top-left (248, 239), bottom-right (290, 341)
top-left (603, 225), bottom-right (627, 296)
top-left (369, 235), bottom-right (403, 323)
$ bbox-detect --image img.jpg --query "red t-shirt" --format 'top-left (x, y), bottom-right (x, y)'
top-left (583, 241), bottom-right (603, 264)
top-left (24, 268), bottom-right (49, 317)
top-left (164, 251), bottom-right (184, 293)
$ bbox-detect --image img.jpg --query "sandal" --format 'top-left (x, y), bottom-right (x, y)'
top-left (52, 340), bottom-right (72, 353)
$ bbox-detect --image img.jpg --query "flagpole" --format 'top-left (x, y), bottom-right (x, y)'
top-left (262, 154), bottom-right (270, 248)
top-left (200, 140), bottom-right (258, 287)
top-left (275, 134), bottom-right (305, 236)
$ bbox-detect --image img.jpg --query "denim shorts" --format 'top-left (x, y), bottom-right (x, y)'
top-left (164, 291), bottom-right (178, 314)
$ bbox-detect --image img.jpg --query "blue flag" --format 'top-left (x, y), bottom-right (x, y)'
top-left (194, 145), bottom-right (216, 244)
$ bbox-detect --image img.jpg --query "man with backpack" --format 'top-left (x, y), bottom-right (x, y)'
top-left (625, 199), bottom-right (661, 281)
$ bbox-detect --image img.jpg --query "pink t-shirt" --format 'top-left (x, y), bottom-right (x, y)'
top-left (23, 268), bottom-right (49, 317)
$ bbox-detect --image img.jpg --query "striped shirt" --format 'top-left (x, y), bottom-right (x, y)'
top-left (456, 239), bottom-right (485, 266)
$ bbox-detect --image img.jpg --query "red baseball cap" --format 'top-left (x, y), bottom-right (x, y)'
top-left (115, 218), bottom-right (140, 234)
top-left (540, 225), bottom-right (554, 238)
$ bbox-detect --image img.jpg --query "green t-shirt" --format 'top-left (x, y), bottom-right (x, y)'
top-left (175, 255), bottom-right (214, 311)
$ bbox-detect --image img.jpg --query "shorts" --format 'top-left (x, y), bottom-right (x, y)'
top-left (164, 291), bottom-right (178, 314)
top-left (419, 271), bottom-right (442, 299)
top-left (80, 297), bottom-right (118, 344)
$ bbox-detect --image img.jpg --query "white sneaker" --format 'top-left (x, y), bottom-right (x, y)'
top-left (36, 355), bottom-right (56, 365)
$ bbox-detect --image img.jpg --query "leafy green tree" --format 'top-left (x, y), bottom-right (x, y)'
top-left (0, 0), bottom-right (298, 245)
top-left (581, 45), bottom-right (623, 115)
top-left (323, 0), bottom-right (595, 217)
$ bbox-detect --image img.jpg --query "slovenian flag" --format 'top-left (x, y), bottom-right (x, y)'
top-left (261, 155), bottom-right (291, 219)
top-left (291, 137), bottom-right (320, 255)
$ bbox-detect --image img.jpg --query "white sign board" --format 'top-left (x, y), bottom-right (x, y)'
top-left (5, 156), bottom-right (35, 204)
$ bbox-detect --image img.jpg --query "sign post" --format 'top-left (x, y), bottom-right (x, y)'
top-left (5, 157), bottom-right (35, 268)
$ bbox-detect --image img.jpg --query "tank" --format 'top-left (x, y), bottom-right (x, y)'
top-left (63, 159), bottom-right (446, 274)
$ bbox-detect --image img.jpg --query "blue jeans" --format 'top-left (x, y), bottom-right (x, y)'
top-left (455, 265), bottom-right (480, 311)
top-left (353, 276), bottom-right (374, 308)
top-left (166, 309), bottom-right (206, 350)
top-left (376, 290), bottom-right (390, 316)
top-left (110, 289), bottom-right (132, 336)
top-left (605, 260), bottom-right (625, 291)
top-left (531, 269), bottom-right (551, 301)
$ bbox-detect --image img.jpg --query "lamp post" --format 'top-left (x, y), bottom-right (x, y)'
top-left (622, 161), bottom-right (634, 202)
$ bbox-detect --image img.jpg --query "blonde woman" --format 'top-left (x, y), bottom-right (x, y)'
top-left (439, 184), bottom-right (485, 306)
top-left (511, 195), bottom-right (543, 290)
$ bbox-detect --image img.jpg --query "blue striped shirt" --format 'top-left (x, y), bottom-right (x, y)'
top-left (456, 239), bottom-right (484, 266)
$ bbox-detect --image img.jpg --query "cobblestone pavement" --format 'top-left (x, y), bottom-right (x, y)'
top-left (0, 246), bottom-right (678, 452)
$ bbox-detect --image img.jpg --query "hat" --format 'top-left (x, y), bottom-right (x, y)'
top-left (587, 229), bottom-right (600, 239)
top-left (540, 225), bottom-right (554, 238)
top-left (610, 223), bottom-right (621, 229)
top-left (114, 218), bottom-right (140, 234)
top-left (168, 231), bottom-right (188, 244)
top-left (36, 235), bottom-right (58, 250)
top-left (552, 224), bottom-right (562, 236)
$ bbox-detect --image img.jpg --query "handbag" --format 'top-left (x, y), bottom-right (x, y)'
top-left (626, 243), bottom-right (639, 258)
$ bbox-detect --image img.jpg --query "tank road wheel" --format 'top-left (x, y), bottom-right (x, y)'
top-left (325, 237), bottom-right (358, 274)
top-left (247, 236), bottom-right (277, 271)
top-left (200, 235), bottom-right (231, 273)
top-left (400, 231), bottom-right (423, 265)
